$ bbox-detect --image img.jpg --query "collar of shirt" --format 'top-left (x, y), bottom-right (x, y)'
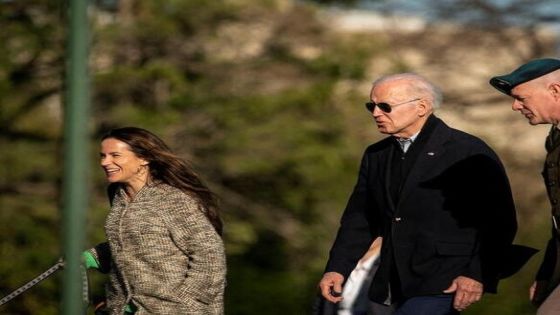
top-left (395, 132), bottom-right (420, 153)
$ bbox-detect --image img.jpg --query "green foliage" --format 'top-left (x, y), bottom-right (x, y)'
top-left (1, 0), bottom-right (382, 313)
top-left (0, 0), bottom-right (549, 314)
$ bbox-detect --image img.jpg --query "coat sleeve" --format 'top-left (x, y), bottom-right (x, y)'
top-left (532, 234), bottom-right (558, 304)
top-left (536, 234), bottom-right (557, 280)
top-left (86, 242), bottom-right (112, 273)
top-left (84, 185), bottom-right (119, 273)
top-left (162, 194), bottom-right (226, 305)
top-left (324, 150), bottom-right (380, 279)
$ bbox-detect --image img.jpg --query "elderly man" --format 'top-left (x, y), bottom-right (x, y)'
top-left (319, 73), bottom-right (519, 314)
top-left (490, 58), bottom-right (560, 315)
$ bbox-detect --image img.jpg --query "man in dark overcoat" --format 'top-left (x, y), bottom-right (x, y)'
top-left (319, 73), bottom-right (519, 315)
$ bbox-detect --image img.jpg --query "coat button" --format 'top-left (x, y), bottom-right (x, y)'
top-left (394, 217), bottom-right (402, 222)
top-left (552, 199), bottom-right (558, 205)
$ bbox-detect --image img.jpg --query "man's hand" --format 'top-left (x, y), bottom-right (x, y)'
top-left (443, 276), bottom-right (483, 311)
top-left (318, 272), bottom-right (345, 303)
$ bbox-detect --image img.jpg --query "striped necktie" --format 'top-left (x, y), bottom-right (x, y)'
top-left (396, 138), bottom-right (412, 153)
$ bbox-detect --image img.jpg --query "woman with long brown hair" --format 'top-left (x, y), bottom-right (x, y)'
top-left (83, 127), bottom-right (226, 314)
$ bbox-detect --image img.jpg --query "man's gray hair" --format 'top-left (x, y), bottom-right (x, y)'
top-left (372, 73), bottom-right (442, 109)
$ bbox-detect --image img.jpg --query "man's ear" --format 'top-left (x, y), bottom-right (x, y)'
top-left (417, 99), bottom-right (429, 117)
top-left (549, 82), bottom-right (560, 101)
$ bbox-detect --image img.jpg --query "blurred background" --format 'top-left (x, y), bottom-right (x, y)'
top-left (1, 0), bottom-right (559, 314)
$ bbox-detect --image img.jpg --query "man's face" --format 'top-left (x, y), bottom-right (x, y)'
top-left (510, 80), bottom-right (558, 125)
top-left (369, 81), bottom-right (426, 138)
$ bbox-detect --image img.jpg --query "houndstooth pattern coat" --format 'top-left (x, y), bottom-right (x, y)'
top-left (90, 182), bottom-right (226, 314)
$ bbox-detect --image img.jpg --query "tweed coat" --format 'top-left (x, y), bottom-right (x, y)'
top-left (90, 182), bottom-right (226, 314)
top-left (325, 116), bottom-right (518, 303)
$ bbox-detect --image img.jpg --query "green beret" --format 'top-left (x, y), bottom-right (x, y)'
top-left (489, 58), bottom-right (560, 95)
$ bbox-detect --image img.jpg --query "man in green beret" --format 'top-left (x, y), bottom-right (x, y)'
top-left (490, 58), bottom-right (560, 315)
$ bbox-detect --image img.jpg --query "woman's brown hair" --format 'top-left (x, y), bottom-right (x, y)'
top-left (102, 127), bottom-right (223, 236)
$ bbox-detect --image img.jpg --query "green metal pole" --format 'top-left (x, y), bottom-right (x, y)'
top-left (62, 0), bottom-right (90, 314)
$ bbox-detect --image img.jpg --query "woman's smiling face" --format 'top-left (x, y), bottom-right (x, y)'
top-left (100, 138), bottom-right (148, 186)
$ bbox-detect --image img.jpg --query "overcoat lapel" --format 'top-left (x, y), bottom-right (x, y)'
top-left (394, 121), bottom-right (450, 214)
top-left (383, 144), bottom-right (397, 214)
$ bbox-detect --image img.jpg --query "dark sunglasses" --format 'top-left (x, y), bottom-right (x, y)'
top-left (365, 98), bottom-right (420, 113)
